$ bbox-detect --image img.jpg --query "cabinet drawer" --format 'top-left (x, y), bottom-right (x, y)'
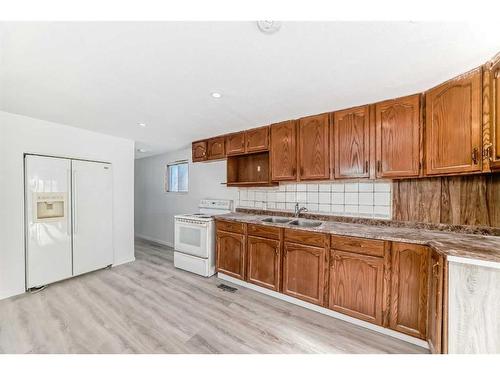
top-left (285, 229), bottom-right (328, 248)
top-left (247, 223), bottom-right (281, 240)
top-left (330, 235), bottom-right (386, 257)
top-left (216, 220), bottom-right (246, 234)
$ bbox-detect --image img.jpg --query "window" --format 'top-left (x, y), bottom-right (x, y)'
top-left (165, 161), bottom-right (188, 192)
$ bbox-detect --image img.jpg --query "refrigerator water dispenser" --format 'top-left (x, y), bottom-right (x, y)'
top-left (33, 192), bottom-right (67, 222)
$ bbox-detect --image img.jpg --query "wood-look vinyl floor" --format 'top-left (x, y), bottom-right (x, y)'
top-left (0, 239), bottom-right (429, 354)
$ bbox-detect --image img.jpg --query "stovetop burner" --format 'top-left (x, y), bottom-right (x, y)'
top-left (190, 213), bottom-right (212, 218)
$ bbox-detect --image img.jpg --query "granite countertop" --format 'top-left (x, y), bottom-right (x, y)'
top-left (214, 211), bottom-right (500, 264)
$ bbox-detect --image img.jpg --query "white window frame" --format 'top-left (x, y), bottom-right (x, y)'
top-left (165, 160), bottom-right (189, 193)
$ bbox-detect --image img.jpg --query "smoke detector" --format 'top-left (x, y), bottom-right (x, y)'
top-left (256, 21), bottom-right (281, 35)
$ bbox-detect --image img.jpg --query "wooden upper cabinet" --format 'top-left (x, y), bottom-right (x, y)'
top-left (425, 68), bottom-right (482, 175)
top-left (375, 94), bottom-right (421, 178)
top-left (226, 127), bottom-right (269, 156)
top-left (427, 249), bottom-right (444, 354)
top-left (282, 241), bottom-right (327, 306)
top-left (328, 250), bottom-right (385, 325)
top-left (270, 120), bottom-right (297, 181)
top-left (298, 114), bottom-right (330, 180)
top-left (216, 229), bottom-right (246, 280)
top-left (192, 140), bottom-right (207, 162)
top-left (487, 54), bottom-right (500, 170)
top-left (247, 235), bottom-right (281, 292)
top-left (226, 132), bottom-right (246, 155)
top-left (333, 105), bottom-right (370, 178)
top-left (246, 126), bottom-right (269, 153)
top-left (207, 137), bottom-right (226, 160)
top-left (390, 242), bottom-right (429, 339)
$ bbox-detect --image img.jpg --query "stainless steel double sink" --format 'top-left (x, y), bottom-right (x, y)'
top-left (261, 217), bottom-right (323, 228)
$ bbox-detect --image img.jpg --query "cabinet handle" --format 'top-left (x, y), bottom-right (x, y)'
top-left (377, 160), bottom-right (382, 173)
top-left (432, 262), bottom-right (440, 276)
top-left (483, 143), bottom-right (493, 161)
top-left (365, 161), bottom-right (368, 173)
top-left (472, 148), bottom-right (479, 164)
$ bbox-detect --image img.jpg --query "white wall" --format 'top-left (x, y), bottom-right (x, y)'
top-left (134, 148), bottom-right (238, 246)
top-left (0, 111), bottom-right (135, 300)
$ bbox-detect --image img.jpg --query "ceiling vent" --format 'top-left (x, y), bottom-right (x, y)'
top-left (256, 21), bottom-right (281, 35)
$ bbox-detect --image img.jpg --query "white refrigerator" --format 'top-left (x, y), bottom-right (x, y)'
top-left (25, 155), bottom-right (113, 289)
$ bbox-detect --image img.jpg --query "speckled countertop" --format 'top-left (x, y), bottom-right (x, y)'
top-left (214, 210), bottom-right (500, 264)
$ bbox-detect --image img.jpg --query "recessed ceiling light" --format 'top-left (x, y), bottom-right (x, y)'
top-left (138, 123), bottom-right (147, 127)
top-left (211, 92), bottom-right (222, 99)
top-left (137, 148), bottom-right (147, 153)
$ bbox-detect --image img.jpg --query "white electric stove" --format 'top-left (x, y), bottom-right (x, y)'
top-left (174, 199), bottom-right (232, 277)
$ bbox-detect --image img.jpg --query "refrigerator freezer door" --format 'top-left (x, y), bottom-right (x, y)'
top-left (25, 155), bottom-right (73, 288)
top-left (72, 160), bottom-right (113, 275)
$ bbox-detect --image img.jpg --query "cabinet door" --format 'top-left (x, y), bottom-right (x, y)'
top-left (489, 55), bottom-right (500, 169)
top-left (192, 141), bottom-right (207, 162)
top-left (328, 250), bottom-right (384, 325)
top-left (298, 114), bottom-right (330, 180)
top-left (226, 132), bottom-right (246, 156)
top-left (216, 230), bottom-right (246, 280)
top-left (427, 249), bottom-right (444, 354)
top-left (333, 105), bottom-right (370, 178)
top-left (270, 120), bottom-right (297, 181)
top-left (375, 94), bottom-right (421, 178)
top-left (283, 242), bottom-right (326, 305)
top-left (246, 126), bottom-right (269, 153)
top-left (247, 236), bottom-right (281, 291)
top-left (207, 137), bottom-right (226, 160)
top-left (425, 68), bottom-right (482, 175)
top-left (390, 243), bottom-right (429, 339)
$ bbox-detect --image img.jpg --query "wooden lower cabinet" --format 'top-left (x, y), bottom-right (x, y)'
top-left (282, 242), bottom-right (327, 306)
top-left (328, 250), bottom-right (385, 325)
top-left (246, 236), bottom-right (281, 291)
top-left (216, 230), bottom-right (246, 280)
top-left (390, 242), bottom-right (429, 339)
top-left (427, 249), bottom-right (444, 353)
top-left (215, 222), bottom-right (447, 348)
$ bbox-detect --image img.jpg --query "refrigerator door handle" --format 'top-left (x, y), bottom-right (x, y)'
top-left (67, 168), bottom-right (71, 235)
top-left (72, 169), bottom-right (77, 234)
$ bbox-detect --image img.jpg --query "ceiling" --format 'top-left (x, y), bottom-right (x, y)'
top-left (1, 21), bottom-right (499, 158)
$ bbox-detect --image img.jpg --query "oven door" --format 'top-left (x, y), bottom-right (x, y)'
top-left (174, 218), bottom-right (209, 258)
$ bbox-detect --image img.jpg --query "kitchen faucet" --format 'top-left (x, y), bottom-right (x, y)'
top-left (294, 202), bottom-right (308, 217)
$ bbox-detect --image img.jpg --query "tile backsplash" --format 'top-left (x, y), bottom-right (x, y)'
top-left (237, 181), bottom-right (392, 219)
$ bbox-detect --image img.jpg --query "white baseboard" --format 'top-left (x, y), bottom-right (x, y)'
top-left (112, 257), bottom-right (136, 267)
top-left (135, 233), bottom-right (173, 248)
top-left (217, 273), bottom-right (429, 350)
